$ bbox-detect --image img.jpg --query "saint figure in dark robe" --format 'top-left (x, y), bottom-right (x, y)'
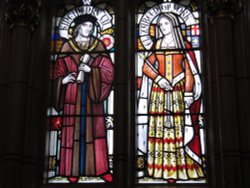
top-left (51, 15), bottom-right (114, 183)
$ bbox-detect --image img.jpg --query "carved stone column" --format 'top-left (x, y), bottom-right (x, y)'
top-left (232, 0), bottom-right (250, 187)
top-left (114, 0), bottom-right (130, 187)
top-left (204, 1), bottom-right (243, 187)
top-left (0, 1), bottom-right (41, 188)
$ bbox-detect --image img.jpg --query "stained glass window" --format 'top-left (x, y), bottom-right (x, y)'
top-left (46, 0), bottom-right (115, 183)
top-left (136, 0), bottom-right (206, 184)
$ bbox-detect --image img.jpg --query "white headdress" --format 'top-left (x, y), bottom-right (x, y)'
top-left (139, 1), bottom-right (195, 50)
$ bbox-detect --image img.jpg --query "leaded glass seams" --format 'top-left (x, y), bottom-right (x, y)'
top-left (136, 0), bottom-right (206, 184)
top-left (46, 1), bottom-right (115, 183)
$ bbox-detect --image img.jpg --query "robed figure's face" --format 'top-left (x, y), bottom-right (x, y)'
top-left (158, 17), bottom-right (172, 36)
top-left (78, 21), bottom-right (94, 37)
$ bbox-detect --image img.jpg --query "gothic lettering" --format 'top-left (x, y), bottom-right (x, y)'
top-left (173, 3), bottom-right (185, 14)
top-left (83, 6), bottom-right (93, 14)
top-left (159, 3), bottom-right (172, 12)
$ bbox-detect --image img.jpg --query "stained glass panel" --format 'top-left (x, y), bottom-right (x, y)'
top-left (136, 0), bottom-right (206, 184)
top-left (46, 0), bottom-right (114, 183)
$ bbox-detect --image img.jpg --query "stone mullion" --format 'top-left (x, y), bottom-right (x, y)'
top-left (203, 14), bottom-right (217, 186)
top-left (209, 18), bottom-right (225, 187)
top-left (31, 2), bottom-right (53, 186)
top-left (114, 0), bottom-right (129, 187)
top-left (127, 1), bottom-right (136, 186)
top-left (205, 1), bottom-right (243, 187)
top-left (2, 24), bottom-right (32, 188)
top-left (234, 1), bottom-right (250, 187)
top-left (0, 2), bottom-right (12, 188)
top-left (19, 1), bottom-right (50, 186)
top-left (1, 1), bottom-right (41, 188)
top-left (215, 18), bottom-right (242, 187)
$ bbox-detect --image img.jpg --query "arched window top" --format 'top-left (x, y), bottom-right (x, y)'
top-left (136, 0), bottom-right (201, 50)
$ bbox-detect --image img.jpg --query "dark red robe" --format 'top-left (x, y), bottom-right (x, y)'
top-left (51, 37), bottom-right (114, 177)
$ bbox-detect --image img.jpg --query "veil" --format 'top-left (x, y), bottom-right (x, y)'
top-left (137, 13), bottom-right (203, 176)
top-left (156, 13), bottom-right (186, 50)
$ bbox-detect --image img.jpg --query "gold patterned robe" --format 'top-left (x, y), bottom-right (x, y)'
top-left (143, 42), bottom-right (204, 180)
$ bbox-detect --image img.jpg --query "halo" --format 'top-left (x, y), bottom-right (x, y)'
top-left (59, 4), bottom-right (113, 39)
top-left (139, 2), bottom-right (196, 50)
